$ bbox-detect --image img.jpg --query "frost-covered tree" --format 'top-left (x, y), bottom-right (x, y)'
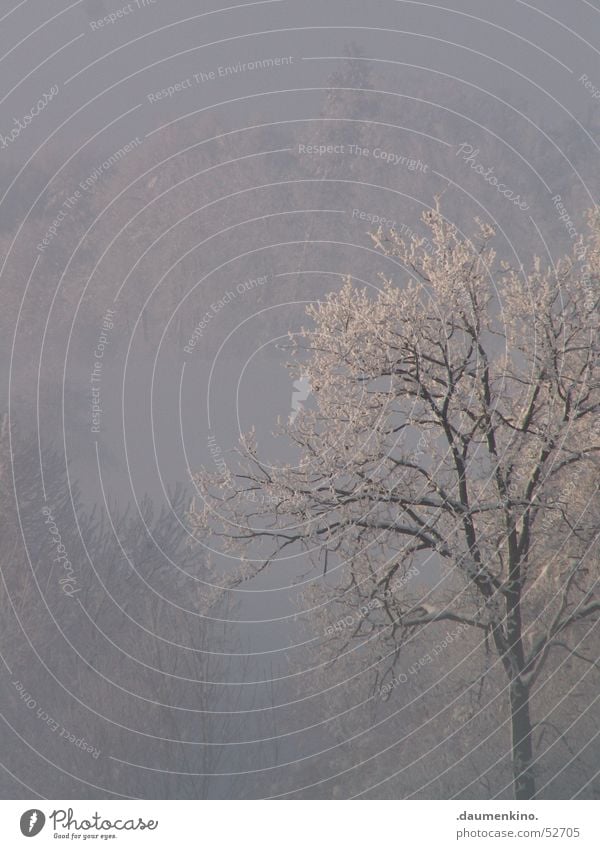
top-left (190, 203), bottom-right (600, 799)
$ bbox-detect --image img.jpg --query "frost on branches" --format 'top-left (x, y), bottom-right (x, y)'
top-left (189, 202), bottom-right (600, 799)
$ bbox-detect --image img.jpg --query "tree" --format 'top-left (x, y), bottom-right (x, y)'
top-left (190, 202), bottom-right (600, 800)
top-left (0, 418), bottom-right (255, 799)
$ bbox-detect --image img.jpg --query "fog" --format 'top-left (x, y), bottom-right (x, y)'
top-left (0, 0), bottom-right (598, 799)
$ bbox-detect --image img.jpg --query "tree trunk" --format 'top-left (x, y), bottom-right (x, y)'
top-left (510, 678), bottom-right (535, 799)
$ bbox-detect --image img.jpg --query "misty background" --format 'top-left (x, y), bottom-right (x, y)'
top-left (0, 0), bottom-right (598, 798)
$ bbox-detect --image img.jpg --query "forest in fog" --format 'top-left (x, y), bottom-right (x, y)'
top-left (0, 0), bottom-right (598, 801)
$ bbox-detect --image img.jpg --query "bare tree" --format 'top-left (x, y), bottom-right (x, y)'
top-left (0, 417), bottom-right (257, 799)
top-left (190, 202), bottom-right (600, 799)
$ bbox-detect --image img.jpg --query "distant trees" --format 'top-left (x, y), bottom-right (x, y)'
top-left (0, 418), bottom-right (252, 799)
top-left (191, 203), bottom-right (600, 799)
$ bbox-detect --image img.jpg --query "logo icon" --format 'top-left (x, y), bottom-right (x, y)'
top-left (20, 810), bottom-right (45, 837)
